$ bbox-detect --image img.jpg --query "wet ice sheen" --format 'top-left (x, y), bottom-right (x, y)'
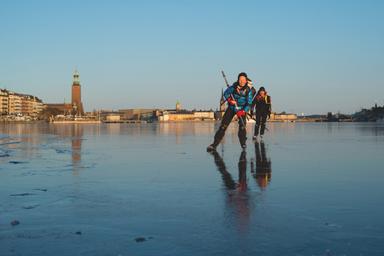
top-left (1, 122), bottom-right (384, 256)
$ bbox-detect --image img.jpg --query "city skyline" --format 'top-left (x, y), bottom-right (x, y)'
top-left (1, 0), bottom-right (384, 114)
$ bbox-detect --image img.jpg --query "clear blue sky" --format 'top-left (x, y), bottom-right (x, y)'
top-left (1, 0), bottom-right (383, 114)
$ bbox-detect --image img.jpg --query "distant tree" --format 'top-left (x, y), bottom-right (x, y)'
top-left (38, 108), bottom-right (62, 120)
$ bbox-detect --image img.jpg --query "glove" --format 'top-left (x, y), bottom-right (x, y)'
top-left (227, 96), bottom-right (236, 105)
top-left (236, 110), bottom-right (246, 118)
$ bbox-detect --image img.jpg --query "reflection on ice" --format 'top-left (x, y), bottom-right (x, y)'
top-left (209, 150), bottom-right (251, 233)
top-left (251, 140), bottom-right (272, 190)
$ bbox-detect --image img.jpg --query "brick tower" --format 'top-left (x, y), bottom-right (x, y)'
top-left (71, 70), bottom-right (84, 116)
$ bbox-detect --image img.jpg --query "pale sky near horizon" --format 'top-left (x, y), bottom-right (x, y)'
top-left (1, 0), bottom-right (383, 114)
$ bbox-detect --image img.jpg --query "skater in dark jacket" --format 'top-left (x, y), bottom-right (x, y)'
top-left (207, 72), bottom-right (253, 151)
top-left (252, 87), bottom-right (271, 139)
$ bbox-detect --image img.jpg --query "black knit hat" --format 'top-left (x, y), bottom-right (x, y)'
top-left (237, 72), bottom-right (248, 81)
top-left (259, 86), bottom-right (266, 91)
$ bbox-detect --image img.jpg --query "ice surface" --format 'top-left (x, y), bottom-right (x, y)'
top-left (1, 122), bottom-right (384, 255)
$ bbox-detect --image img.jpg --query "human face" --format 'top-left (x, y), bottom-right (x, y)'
top-left (259, 90), bottom-right (266, 97)
top-left (238, 76), bottom-right (247, 87)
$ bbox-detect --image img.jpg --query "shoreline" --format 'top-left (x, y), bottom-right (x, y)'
top-left (0, 119), bottom-right (378, 124)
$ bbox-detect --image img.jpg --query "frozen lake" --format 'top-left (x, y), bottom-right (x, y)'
top-left (1, 122), bottom-right (384, 256)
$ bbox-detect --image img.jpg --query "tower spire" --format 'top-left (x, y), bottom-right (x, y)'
top-left (73, 69), bottom-right (80, 85)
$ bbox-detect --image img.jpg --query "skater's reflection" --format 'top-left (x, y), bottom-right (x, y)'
top-left (209, 150), bottom-right (248, 191)
top-left (251, 140), bottom-right (272, 189)
top-left (237, 151), bottom-right (247, 192)
top-left (209, 150), bottom-right (250, 232)
top-left (209, 150), bottom-right (237, 190)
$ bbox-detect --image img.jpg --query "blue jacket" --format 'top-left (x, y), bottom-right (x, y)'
top-left (223, 84), bottom-right (253, 112)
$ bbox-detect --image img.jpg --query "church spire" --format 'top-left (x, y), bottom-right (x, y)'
top-left (73, 70), bottom-right (80, 85)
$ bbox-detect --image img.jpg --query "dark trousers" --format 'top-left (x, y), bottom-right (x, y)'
top-left (213, 108), bottom-right (247, 146)
top-left (255, 112), bottom-right (267, 136)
